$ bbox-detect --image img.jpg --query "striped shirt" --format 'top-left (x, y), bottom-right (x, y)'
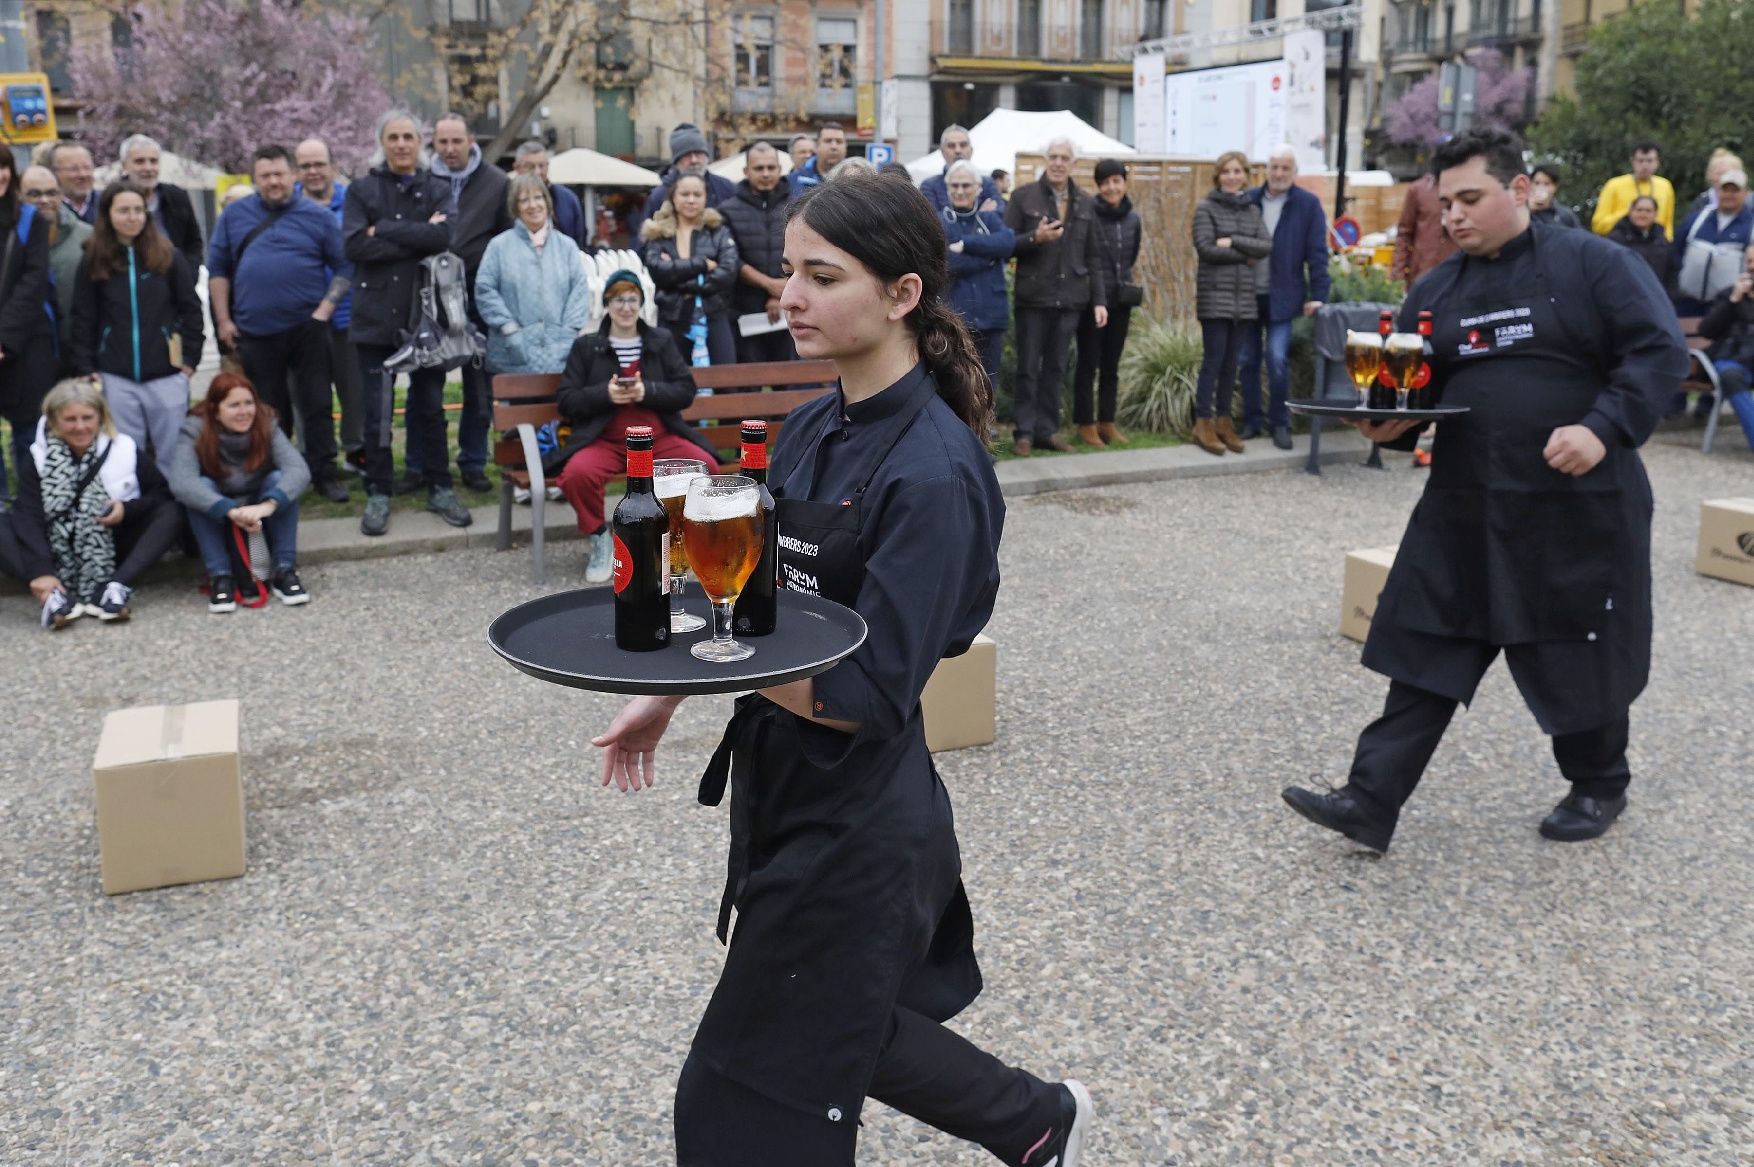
top-left (610, 335), bottom-right (642, 377)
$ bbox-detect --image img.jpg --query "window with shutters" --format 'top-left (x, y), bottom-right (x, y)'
top-left (815, 16), bottom-right (858, 115)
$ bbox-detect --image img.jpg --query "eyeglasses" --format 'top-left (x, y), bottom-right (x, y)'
top-left (608, 296), bottom-right (642, 308)
top-left (21, 188), bottom-right (58, 200)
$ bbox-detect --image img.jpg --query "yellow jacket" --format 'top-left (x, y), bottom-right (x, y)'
top-left (1591, 173), bottom-right (1676, 236)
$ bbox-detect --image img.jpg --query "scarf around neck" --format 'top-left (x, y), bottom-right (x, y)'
top-left (40, 435), bottom-right (116, 604)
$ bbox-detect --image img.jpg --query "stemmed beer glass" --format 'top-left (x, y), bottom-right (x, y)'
top-left (654, 459), bottom-right (710, 632)
top-left (682, 475), bottom-right (765, 663)
top-left (1382, 333), bottom-right (1424, 410)
top-left (1344, 330), bottom-right (1384, 408)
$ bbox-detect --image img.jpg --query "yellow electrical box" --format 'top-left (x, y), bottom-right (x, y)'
top-left (0, 73), bottom-right (57, 145)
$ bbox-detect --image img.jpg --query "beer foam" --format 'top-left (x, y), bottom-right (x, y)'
top-left (685, 493), bottom-right (759, 522)
top-left (655, 474), bottom-right (696, 499)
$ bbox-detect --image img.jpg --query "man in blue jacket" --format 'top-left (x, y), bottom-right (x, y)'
top-left (1671, 167), bottom-right (1753, 316)
top-left (209, 144), bottom-right (353, 502)
top-left (918, 125), bottom-right (1000, 214)
top-left (1239, 145), bottom-right (1330, 448)
top-left (787, 122), bottom-right (849, 197)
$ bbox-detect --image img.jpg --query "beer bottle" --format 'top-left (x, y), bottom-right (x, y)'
top-left (1412, 309), bottom-right (1436, 409)
top-left (1371, 309), bottom-right (1399, 410)
top-left (612, 426), bottom-right (671, 651)
top-left (732, 420), bottom-right (778, 636)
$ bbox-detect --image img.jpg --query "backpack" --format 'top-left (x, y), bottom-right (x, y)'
top-left (384, 251), bottom-right (485, 374)
top-left (4, 203), bottom-right (58, 357)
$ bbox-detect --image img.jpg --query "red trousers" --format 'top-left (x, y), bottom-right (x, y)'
top-left (556, 432), bottom-right (720, 535)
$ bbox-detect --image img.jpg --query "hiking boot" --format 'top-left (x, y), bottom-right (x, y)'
top-left (1214, 415), bottom-right (1246, 454)
top-left (271, 567), bottom-right (311, 607)
top-left (585, 531), bottom-right (615, 584)
top-left (208, 575), bottom-right (238, 614)
top-left (360, 493), bottom-right (392, 537)
top-left (427, 486), bottom-right (473, 528)
top-left (1192, 417), bottom-right (1226, 456)
top-left (93, 581), bottom-right (132, 622)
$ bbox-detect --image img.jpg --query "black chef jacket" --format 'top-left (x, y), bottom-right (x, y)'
top-left (1365, 224), bottom-right (1688, 731)
top-left (688, 364), bottom-right (1005, 1127)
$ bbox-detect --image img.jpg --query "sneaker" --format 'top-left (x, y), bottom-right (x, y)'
top-left (41, 586), bottom-right (80, 629)
top-left (585, 531), bottom-right (614, 584)
top-left (208, 575), bottom-right (238, 614)
top-left (343, 449), bottom-right (367, 475)
top-left (92, 580), bottom-right (132, 622)
top-left (545, 485), bottom-right (564, 502)
top-left (360, 493), bottom-right (392, 537)
top-left (1022, 1080), bottom-right (1093, 1167)
top-left (271, 567), bottom-right (310, 606)
top-left (513, 484), bottom-right (533, 505)
top-left (426, 485), bottom-right (474, 528)
top-left (460, 468), bottom-right (494, 493)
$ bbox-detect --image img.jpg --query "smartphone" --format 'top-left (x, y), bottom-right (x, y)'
top-left (615, 375), bottom-right (636, 386)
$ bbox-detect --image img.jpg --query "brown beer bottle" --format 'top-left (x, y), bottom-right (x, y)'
top-left (612, 427), bottom-right (671, 651)
top-left (732, 421), bottom-right (778, 637)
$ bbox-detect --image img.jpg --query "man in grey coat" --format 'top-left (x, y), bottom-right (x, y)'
top-left (19, 164), bottom-right (89, 368)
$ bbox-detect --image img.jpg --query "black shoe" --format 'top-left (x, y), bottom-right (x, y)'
top-left (343, 449), bottom-right (367, 476)
top-left (1281, 785), bottom-right (1394, 853)
top-left (1272, 425), bottom-right (1294, 450)
top-left (1238, 420), bottom-right (1265, 440)
top-left (208, 574), bottom-right (238, 614)
top-left (315, 476), bottom-right (350, 504)
top-left (426, 485), bottom-right (474, 528)
top-left (1022, 1080), bottom-right (1093, 1167)
top-left (271, 567), bottom-right (310, 606)
top-left (460, 468), bottom-right (493, 493)
top-left (1538, 792), bottom-right (1627, 842)
top-left (393, 470), bottom-right (427, 496)
top-left (360, 493), bottom-right (391, 537)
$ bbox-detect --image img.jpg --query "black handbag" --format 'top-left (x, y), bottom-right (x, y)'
top-left (1115, 283), bottom-right (1144, 308)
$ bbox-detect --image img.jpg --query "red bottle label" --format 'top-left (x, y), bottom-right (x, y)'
top-left (1412, 362), bottom-right (1432, 389)
top-left (1377, 366), bottom-right (1397, 388)
top-left (741, 441), bottom-right (767, 471)
top-left (612, 533), bottom-right (633, 593)
top-left (626, 448), bottom-right (653, 478)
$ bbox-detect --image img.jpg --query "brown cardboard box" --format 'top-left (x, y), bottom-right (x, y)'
top-left (1696, 498), bottom-right (1754, 587)
top-left (922, 634), bottom-right (996, 753)
top-left (92, 700), bottom-right (244, 895)
top-left (1340, 546), bottom-right (1398, 643)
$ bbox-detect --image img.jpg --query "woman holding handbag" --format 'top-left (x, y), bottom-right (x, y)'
top-left (1074, 159), bottom-right (1143, 447)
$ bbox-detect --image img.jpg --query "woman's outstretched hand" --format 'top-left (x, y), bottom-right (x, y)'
top-left (592, 695), bottom-right (685, 792)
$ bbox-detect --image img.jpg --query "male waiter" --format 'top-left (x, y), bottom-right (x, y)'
top-left (1282, 129), bottom-right (1687, 852)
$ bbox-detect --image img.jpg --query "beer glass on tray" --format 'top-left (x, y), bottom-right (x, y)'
top-left (683, 475), bottom-right (766, 663)
top-left (1383, 333), bottom-right (1424, 411)
top-left (1344, 330), bottom-right (1383, 408)
top-left (654, 458), bottom-right (710, 632)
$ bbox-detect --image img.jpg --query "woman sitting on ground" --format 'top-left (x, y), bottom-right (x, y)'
top-left (9, 376), bottom-right (182, 628)
top-left (546, 271), bottom-right (719, 584)
top-left (167, 372), bottom-right (311, 611)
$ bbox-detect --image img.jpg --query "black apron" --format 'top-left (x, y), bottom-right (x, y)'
top-left (1366, 228), bottom-right (1654, 728)
top-left (691, 374), bottom-right (981, 1129)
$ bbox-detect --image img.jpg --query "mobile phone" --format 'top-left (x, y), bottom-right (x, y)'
top-left (615, 375), bottom-right (636, 386)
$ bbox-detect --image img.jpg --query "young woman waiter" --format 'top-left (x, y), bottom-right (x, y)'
top-left (592, 171), bottom-right (1093, 1164)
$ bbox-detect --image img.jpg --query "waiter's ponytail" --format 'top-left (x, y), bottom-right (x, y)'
top-left (789, 172), bottom-right (995, 441)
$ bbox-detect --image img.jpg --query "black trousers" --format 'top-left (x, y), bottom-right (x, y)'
top-left (239, 319), bottom-right (337, 481)
top-left (673, 1006), bottom-right (1061, 1166)
top-left (1346, 679), bottom-right (1632, 829)
top-left (109, 495), bottom-right (184, 589)
top-left (1073, 304), bottom-right (1133, 425)
top-left (0, 510), bottom-right (29, 584)
top-left (355, 344), bottom-right (451, 496)
top-left (1012, 306), bottom-right (1079, 443)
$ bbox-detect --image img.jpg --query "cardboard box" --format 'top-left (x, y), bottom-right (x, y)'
top-left (1696, 498), bottom-right (1754, 587)
top-left (1340, 546), bottom-right (1398, 643)
top-left (922, 634), bottom-right (996, 753)
top-left (93, 700), bottom-right (244, 895)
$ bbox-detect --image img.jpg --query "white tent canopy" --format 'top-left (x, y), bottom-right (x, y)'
top-left (905, 109), bottom-right (1135, 184)
top-left (95, 149), bottom-right (226, 189)
top-left (547, 148), bottom-right (661, 188)
top-left (708, 150), bottom-right (796, 184)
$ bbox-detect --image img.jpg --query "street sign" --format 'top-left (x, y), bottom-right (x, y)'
top-left (0, 73), bottom-right (56, 145)
top-left (865, 142), bottom-right (894, 167)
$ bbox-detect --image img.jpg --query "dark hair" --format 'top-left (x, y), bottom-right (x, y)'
top-left (195, 372), bottom-right (276, 478)
top-left (1429, 127), bottom-right (1527, 186)
top-left (788, 171), bottom-right (993, 439)
top-left (819, 121), bottom-right (845, 134)
top-left (0, 142), bottom-right (17, 223)
top-left (87, 179), bottom-right (175, 281)
top-left (1632, 139), bottom-right (1662, 157)
top-left (251, 144), bottom-right (292, 170)
top-left (1094, 158), bottom-right (1128, 184)
top-left (991, 169), bottom-right (1008, 179)
top-left (880, 162), bottom-right (913, 180)
top-left (1629, 194), bottom-right (1659, 212)
top-left (667, 172), bottom-right (708, 206)
top-left (1530, 162), bottom-right (1562, 185)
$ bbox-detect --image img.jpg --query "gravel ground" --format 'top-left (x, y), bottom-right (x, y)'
top-left (3, 433), bottom-right (1752, 1166)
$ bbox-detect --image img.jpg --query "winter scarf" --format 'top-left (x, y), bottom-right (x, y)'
top-left (40, 436), bottom-right (115, 604)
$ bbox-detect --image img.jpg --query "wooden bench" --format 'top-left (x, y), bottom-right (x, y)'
top-left (1676, 316), bottom-right (1729, 454)
top-left (491, 359), bottom-right (838, 582)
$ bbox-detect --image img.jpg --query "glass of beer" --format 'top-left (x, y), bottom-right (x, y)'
top-left (1383, 333), bottom-right (1424, 410)
top-left (683, 475), bottom-right (765, 663)
top-left (1344, 330), bottom-right (1384, 408)
top-left (654, 458), bottom-right (710, 633)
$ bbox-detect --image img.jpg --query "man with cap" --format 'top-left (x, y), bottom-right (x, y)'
top-left (1282, 128), bottom-right (1687, 855)
top-left (1238, 145), bottom-right (1329, 449)
top-left (1671, 164), bottom-right (1752, 316)
top-left (630, 124), bottom-right (736, 240)
top-left (545, 270), bottom-right (718, 583)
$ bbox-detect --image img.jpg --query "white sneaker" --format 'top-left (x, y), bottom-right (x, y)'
top-left (585, 531), bottom-right (614, 584)
top-left (41, 586), bottom-right (80, 629)
top-left (91, 580), bottom-right (133, 622)
top-left (545, 485), bottom-right (564, 502)
top-left (513, 484), bottom-right (532, 505)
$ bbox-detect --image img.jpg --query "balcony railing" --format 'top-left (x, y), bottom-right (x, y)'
top-left (929, 17), bottom-right (1129, 61)
top-left (1560, 20), bottom-right (1591, 53)
top-left (1465, 10), bottom-right (1543, 45)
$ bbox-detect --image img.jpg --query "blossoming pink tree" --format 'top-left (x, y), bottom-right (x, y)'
top-left (1386, 50), bottom-right (1533, 149)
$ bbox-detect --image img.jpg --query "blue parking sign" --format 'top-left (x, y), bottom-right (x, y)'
top-left (865, 143), bottom-right (894, 167)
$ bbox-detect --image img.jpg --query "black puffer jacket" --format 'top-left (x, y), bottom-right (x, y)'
top-left (545, 318), bottom-right (717, 473)
top-left (1607, 216), bottom-right (1674, 293)
top-left (639, 205), bottom-right (741, 326)
top-left (717, 179), bottom-right (792, 315)
top-left (70, 246), bottom-right (204, 381)
top-left (1192, 188), bottom-right (1272, 320)
top-left (1005, 175), bottom-right (1106, 310)
top-left (343, 166), bottom-right (455, 348)
top-left (0, 205), bottom-right (55, 418)
top-left (1698, 284), bottom-right (1754, 367)
top-left (1091, 194), bottom-right (1143, 297)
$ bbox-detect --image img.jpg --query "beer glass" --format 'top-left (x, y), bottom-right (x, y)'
top-left (654, 458), bottom-right (710, 633)
top-left (683, 475), bottom-right (765, 663)
top-left (1344, 330), bottom-right (1383, 408)
top-left (1383, 333), bottom-right (1424, 410)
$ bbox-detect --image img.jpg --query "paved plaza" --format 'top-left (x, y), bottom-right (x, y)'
top-left (3, 433), bottom-right (1752, 1165)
